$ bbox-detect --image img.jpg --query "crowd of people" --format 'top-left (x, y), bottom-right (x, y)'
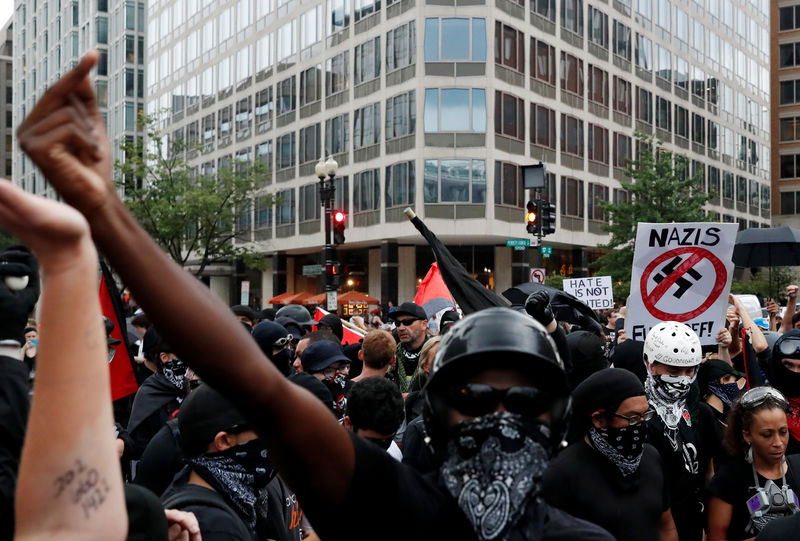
top-left (4, 52), bottom-right (800, 541)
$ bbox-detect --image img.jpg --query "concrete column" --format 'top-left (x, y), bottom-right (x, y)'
top-left (368, 248), bottom-right (381, 302)
top-left (381, 240), bottom-right (399, 305)
top-left (511, 247), bottom-right (530, 286)
top-left (260, 257), bottom-right (274, 308)
top-left (209, 276), bottom-right (230, 304)
top-left (272, 252), bottom-right (287, 296)
top-left (494, 246), bottom-right (513, 293)
top-left (397, 245), bottom-right (416, 303)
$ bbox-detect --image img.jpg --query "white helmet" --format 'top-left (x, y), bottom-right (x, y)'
top-left (643, 321), bottom-right (702, 367)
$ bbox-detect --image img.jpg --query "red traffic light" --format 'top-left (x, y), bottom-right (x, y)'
top-left (333, 210), bottom-right (346, 223)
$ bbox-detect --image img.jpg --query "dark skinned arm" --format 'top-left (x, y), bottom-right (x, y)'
top-left (16, 52), bottom-right (355, 503)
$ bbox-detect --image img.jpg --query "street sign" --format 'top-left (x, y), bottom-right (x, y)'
top-left (514, 245), bottom-right (526, 251)
top-left (530, 268), bottom-right (546, 284)
top-left (541, 246), bottom-right (552, 256)
top-left (506, 238), bottom-right (531, 248)
top-left (240, 280), bottom-right (250, 306)
top-left (326, 290), bottom-right (338, 311)
top-left (302, 264), bottom-right (323, 276)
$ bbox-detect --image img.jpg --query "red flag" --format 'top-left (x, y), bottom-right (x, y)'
top-left (313, 307), bottom-right (365, 345)
top-left (99, 261), bottom-right (139, 401)
top-left (414, 262), bottom-right (455, 317)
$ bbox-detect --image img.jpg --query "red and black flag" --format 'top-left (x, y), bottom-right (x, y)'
top-left (99, 259), bottom-right (139, 401)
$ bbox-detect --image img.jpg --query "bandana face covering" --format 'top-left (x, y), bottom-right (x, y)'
top-left (440, 412), bottom-right (550, 540)
top-left (188, 439), bottom-right (275, 530)
top-left (161, 358), bottom-right (188, 390)
top-left (645, 368), bottom-right (694, 432)
top-left (708, 381), bottom-right (742, 407)
top-left (588, 425), bottom-right (646, 477)
top-left (323, 372), bottom-right (349, 416)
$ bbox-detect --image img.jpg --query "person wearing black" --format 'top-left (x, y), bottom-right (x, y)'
top-left (698, 357), bottom-right (745, 467)
top-left (16, 63), bottom-right (611, 541)
top-left (545, 368), bottom-right (677, 541)
top-left (642, 321), bottom-right (718, 541)
top-left (707, 387), bottom-right (800, 540)
top-left (766, 330), bottom-right (800, 455)
top-left (387, 302), bottom-right (429, 392)
top-left (126, 327), bottom-right (189, 458)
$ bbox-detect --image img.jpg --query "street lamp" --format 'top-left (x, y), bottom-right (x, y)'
top-left (317, 157), bottom-right (338, 311)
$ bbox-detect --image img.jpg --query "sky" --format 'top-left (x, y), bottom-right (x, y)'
top-left (0, 4), bottom-right (12, 30)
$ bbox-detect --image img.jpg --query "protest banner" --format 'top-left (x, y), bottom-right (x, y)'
top-left (563, 276), bottom-right (613, 310)
top-left (625, 222), bottom-right (738, 345)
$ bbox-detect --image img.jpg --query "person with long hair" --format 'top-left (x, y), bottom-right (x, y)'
top-left (707, 387), bottom-right (800, 540)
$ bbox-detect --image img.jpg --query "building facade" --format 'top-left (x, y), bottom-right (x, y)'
top-left (774, 1), bottom-right (800, 225)
top-left (150, 0), bottom-right (770, 306)
top-left (12, 0), bottom-right (146, 195)
top-left (1, 19), bottom-right (12, 180)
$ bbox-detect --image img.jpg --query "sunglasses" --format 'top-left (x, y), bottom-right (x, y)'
top-left (272, 334), bottom-right (294, 347)
top-left (395, 318), bottom-right (422, 327)
top-left (740, 386), bottom-right (789, 410)
top-left (446, 383), bottom-right (551, 418)
top-left (610, 408), bottom-right (654, 426)
top-left (778, 338), bottom-right (800, 357)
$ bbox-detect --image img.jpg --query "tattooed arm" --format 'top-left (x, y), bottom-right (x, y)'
top-left (0, 184), bottom-right (126, 540)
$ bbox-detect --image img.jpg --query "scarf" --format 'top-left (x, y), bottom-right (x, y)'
top-left (644, 373), bottom-right (692, 431)
top-left (588, 425), bottom-right (646, 478)
top-left (440, 412), bottom-right (550, 540)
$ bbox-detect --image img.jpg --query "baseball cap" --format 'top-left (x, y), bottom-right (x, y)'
top-left (301, 340), bottom-right (350, 373)
top-left (388, 302), bottom-right (426, 321)
top-left (231, 304), bottom-right (257, 322)
top-left (178, 384), bottom-right (249, 456)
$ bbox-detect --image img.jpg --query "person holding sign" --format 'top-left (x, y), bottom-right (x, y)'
top-left (642, 321), bottom-right (719, 541)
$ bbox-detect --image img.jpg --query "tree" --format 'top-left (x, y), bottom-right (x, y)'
top-left (115, 114), bottom-right (271, 277)
top-left (593, 134), bottom-right (712, 298)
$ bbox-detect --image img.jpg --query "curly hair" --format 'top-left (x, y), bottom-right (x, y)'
top-left (345, 376), bottom-right (404, 435)
top-left (724, 391), bottom-right (790, 457)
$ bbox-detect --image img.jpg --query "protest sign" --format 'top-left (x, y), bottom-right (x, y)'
top-left (563, 276), bottom-right (613, 310)
top-left (625, 222), bottom-right (738, 345)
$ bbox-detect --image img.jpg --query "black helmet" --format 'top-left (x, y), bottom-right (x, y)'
top-left (275, 304), bottom-right (315, 327)
top-left (422, 307), bottom-right (570, 455)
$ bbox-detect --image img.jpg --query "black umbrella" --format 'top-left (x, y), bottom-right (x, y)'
top-left (404, 208), bottom-right (508, 315)
top-left (501, 282), bottom-right (604, 335)
top-left (732, 226), bottom-right (800, 298)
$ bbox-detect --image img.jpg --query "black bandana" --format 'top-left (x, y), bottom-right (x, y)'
top-left (188, 439), bottom-right (275, 530)
top-left (323, 372), bottom-right (349, 416)
top-left (707, 381), bottom-right (741, 407)
top-left (161, 358), bottom-right (188, 390)
top-left (439, 412), bottom-right (550, 540)
top-left (588, 425), bottom-right (646, 478)
top-left (645, 373), bottom-right (693, 431)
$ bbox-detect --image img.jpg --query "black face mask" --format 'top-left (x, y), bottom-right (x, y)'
top-left (160, 358), bottom-right (188, 390)
top-left (775, 362), bottom-right (800, 398)
top-left (588, 424), bottom-right (647, 477)
top-left (270, 349), bottom-right (294, 377)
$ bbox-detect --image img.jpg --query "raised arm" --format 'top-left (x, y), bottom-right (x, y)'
top-left (16, 52), bottom-right (355, 502)
top-left (780, 285), bottom-right (798, 334)
top-left (0, 183), bottom-right (126, 541)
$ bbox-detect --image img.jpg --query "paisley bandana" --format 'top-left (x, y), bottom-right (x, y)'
top-left (440, 412), bottom-right (549, 540)
top-left (707, 381), bottom-right (742, 407)
top-left (188, 439), bottom-right (275, 531)
top-left (161, 358), bottom-right (188, 390)
top-left (588, 425), bottom-right (646, 478)
top-left (323, 372), bottom-right (350, 416)
top-left (645, 372), bottom-right (693, 432)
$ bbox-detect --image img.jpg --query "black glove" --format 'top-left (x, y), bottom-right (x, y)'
top-left (524, 290), bottom-right (555, 329)
top-left (0, 246), bottom-right (40, 344)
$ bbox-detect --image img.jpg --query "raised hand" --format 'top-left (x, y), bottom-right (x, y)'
top-left (16, 51), bottom-right (115, 217)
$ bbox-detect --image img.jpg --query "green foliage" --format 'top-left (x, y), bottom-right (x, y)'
top-left (544, 272), bottom-right (563, 290)
top-left (115, 113), bottom-right (271, 276)
top-left (731, 267), bottom-right (800, 301)
top-left (592, 133), bottom-right (712, 287)
top-left (0, 228), bottom-right (18, 252)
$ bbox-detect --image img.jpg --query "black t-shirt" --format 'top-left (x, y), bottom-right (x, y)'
top-left (755, 511), bottom-right (800, 541)
top-left (707, 456), bottom-right (800, 540)
top-left (134, 420), bottom-right (183, 497)
top-left (299, 433), bottom-right (615, 541)
top-left (543, 441), bottom-right (669, 541)
top-left (162, 483), bottom-right (254, 541)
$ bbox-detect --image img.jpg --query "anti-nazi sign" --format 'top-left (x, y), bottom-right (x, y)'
top-left (626, 223), bottom-right (737, 345)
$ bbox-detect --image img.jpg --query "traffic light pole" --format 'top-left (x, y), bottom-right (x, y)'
top-left (319, 173), bottom-right (336, 298)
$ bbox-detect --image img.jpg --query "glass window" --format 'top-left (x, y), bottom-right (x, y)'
top-left (325, 113), bottom-right (349, 155)
top-left (761, 184), bottom-right (770, 212)
top-left (674, 105), bottom-right (688, 138)
top-left (531, 0), bottom-right (556, 22)
top-left (424, 88), bottom-right (486, 132)
top-left (218, 106), bottom-right (233, 139)
top-left (692, 20), bottom-right (704, 56)
top-left (635, 33), bottom-right (651, 72)
top-left (300, 6), bottom-right (322, 51)
top-left (299, 124), bottom-right (321, 163)
top-left (276, 188), bottom-right (295, 226)
top-left (494, 161), bottom-right (524, 207)
top-left (256, 140), bottom-right (273, 182)
top-left (736, 176), bottom-right (747, 204)
top-left (255, 195), bottom-right (273, 229)
top-left (781, 154), bottom-right (799, 179)
top-left (495, 21), bottom-right (525, 73)
top-left (587, 65), bottom-right (608, 106)
top-left (255, 87), bottom-right (274, 133)
top-left (424, 159), bottom-right (486, 203)
top-left (655, 45), bottom-right (671, 81)
top-left (656, 96), bottom-right (671, 130)
top-left (560, 52), bottom-right (584, 95)
top-left (237, 45), bottom-right (252, 84)
top-left (236, 97), bottom-right (252, 138)
top-left (675, 56), bottom-right (689, 90)
top-left (722, 171), bottom-right (734, 199)
top-left (560, 114), bottom-right (584, 157)
top-left (674, 6), bottom-right (688, 42)
top-left (256, 32), bottom-right (274, 74)
top-left (588, 183), bottom-right (608, 220)
top-left (96, 16), bottom-right (108, 44)
top-left (613, 76), bottom-right (631, 115)
top-left (561, 177), bottom-right (584, 217)
top-left (353, 103), bottom-right (381, 148)
top-left (385, 91), bottom-right (416, 140)
top-left (637, 87), bottom-right (652, 124)
top-left (588, 6), bottom-right (608, 48)
top-left (326, 51), bottom-right (349, 95)
top-left (354, 0), bottom-right (380, 22)
top-left (354, 170), bottom-right (379, 212)
top-left (385, 161), bottom-right (415, 208)
top-left (494, 91), bottom-right (525, 140)
top-left (613, 21), bottom-right (631, 60)
top-left (530, 103), bottom-right (556, 149)
top-left (781, 117), bottom-right (800, 142)
top-left (277, 20), bottom-right (297, 63)
top-left (691, 113), bottom-right (705, 145)
top-left (386, 21), bottom-right (416, 72)
top-left (276, 132), bottom-right (296, 169)
top-left (588, 124), bottom-right (608, 164)
top-left (531, 38), bottom-right (556, 86)
top-left (424, 18), bottom-right (486, 62)
top-left (614, 132), bottom-right (631, 168)
top-left (277, 75), bottom-right (296, 115)
top-left (655, 0), bottom-right (670, 31)
top-left (299, 65), bottom-right (321, 106)
top-left (328, 0), bottom-right (350, 35)
top-left (299, 183), bottom-right (321, 222)
top-left (561, 0), bottom-right (584, 35)
top-left (354, 36), bottom-right (381, 84)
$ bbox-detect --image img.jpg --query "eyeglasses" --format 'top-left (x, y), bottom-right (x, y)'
top-left (272, 334), bottom-right (293, 348)
top-left (740, 386), bottom-right (789, 410)
top-left (446, 383), bottom-right (551, 418)
top-left (610, 408), bottom-right (655, 426)
top-left (778, 338), bottom-right (800, 358)
top-left (395, 318), bottom-right (422, 327)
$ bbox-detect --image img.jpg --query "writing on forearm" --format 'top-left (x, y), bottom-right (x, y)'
top-left (53, 459), bottom-right (111, 519)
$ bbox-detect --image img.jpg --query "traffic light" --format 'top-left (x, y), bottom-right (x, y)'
top-left (525, 200), bottom-right (539, 235)
top-left (540, 201), bottom-right (556, 236)
top-left (333, 210), bottom-right (346, 244)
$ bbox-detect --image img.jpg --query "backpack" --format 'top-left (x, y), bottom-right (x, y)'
top-left (162, 486), bottom-right (254, 541)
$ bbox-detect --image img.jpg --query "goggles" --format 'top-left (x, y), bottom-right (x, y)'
top-left (272, 334), bottom-right (294, 348)
top-left (446, 383), bottom-right (551, 418)
top-left (740, 386), bottom-right (789, 410)
top-left (778, 337), bottom-right (800, 358)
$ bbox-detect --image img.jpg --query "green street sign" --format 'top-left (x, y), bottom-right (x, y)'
top-left (541, 246), bottom-right (553, 256)
top-left (506, 239), bottom-right (531, 248)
